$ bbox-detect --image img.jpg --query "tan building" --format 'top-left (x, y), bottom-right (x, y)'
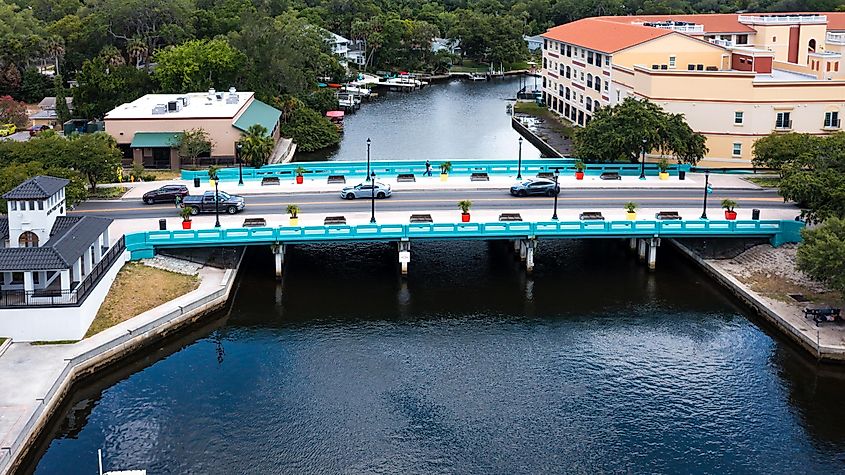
top-left (541, 13), bottom-right (845, 166)
top-left (104, 89), bottom-right (282, 169)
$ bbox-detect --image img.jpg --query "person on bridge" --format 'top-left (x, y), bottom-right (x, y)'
top-left (425, 160), bottom-right (432, 177)
top-left (175, 195), bottom-right (182, 208)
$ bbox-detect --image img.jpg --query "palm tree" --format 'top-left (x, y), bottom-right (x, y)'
top-left (126, 38), bottom-right (148, 68)
top-left (239, 124), bottom-right (275, 168)
top-left (45, 37), bottom-right (64, 75)
top-left (99, 46), bottom-right (125, 73)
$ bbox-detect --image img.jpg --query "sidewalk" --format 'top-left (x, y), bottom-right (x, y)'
top-left (104, 172), bottom-right (761, 201)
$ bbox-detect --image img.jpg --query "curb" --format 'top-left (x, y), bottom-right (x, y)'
top-left (0, 338), bottom-right (10, 359)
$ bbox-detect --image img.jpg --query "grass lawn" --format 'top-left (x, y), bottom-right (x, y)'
top-left (89, 186), bottom-right (127, 199)
top-left (31, 340), bottom-right (77, 345)
top-left (85, 263), bottom-right (199, 338)
top-left (450, 60), bottom-right (489, 73)
top-left (746, 176), bottom-right (781, 188)
top-left (514, 101), bottom-right (576, 138)
top-left (145, 169), bottom-right (182, 181)
top-left (0, 337), bottom-right (6, 345)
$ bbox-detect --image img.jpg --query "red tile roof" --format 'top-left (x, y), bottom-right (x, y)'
top-left (829, 12), bottom-right (845, 31)
top-left (542, 18), bottom-right (674, 54)
top-left (598, 14), bottom-right (754, 33)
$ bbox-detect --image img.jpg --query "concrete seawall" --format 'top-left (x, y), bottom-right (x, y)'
top-left (670, 240), bottom-right (845, 362)
top-left (510, 116), bottom-right (563, 158)
top-left (0, 251), bottom-right (244, 474)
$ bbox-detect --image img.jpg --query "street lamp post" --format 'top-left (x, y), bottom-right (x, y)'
top-left (517, 136), bottom-right (523, 180)
top-left (236, 142), bottom-right (244, 186)
top-left (366, 138), bottom-right (372, 182)
top-left (700, 170), bottom-right (710, 220)
top-left (552, 168), bottom-right (560, 220)
top-left (639, 138), bottom-right (647, 180)
top-left (370, 171), bottom-right (376, 223)
top-left (214, 177), bottom-right (220, 228)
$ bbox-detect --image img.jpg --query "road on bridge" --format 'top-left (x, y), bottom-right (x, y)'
top-left (72, 188), bottom-right (796, 219)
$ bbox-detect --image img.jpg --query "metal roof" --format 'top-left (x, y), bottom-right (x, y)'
top-left (2, 176), bottom-right (69, 200)
top-left (232, 99), bottom-right (281, 136)
top-left (130, 132), bottom-right (183, 148)
top-left (0, 216), bottom-right (112, 271)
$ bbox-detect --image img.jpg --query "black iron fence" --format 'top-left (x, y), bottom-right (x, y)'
top-left (0, 236), bottom-right (126, 308)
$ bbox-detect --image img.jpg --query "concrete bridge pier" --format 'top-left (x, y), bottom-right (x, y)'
top-left (637, 238), bottom-right (647, 262)
top-left (398, 239), bottom-right (411, 276)
top-left (629, 237), bottom-right (637, 251)
top-left (647, 237), bottom-right (661, 270)
top-left (272, 244), bottom-right (285, 279)
top-left (516, 239), bottom-right (537, 273)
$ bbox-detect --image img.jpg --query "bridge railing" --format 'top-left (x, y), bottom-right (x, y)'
top-left (180, 158), bottom-right (691, 182)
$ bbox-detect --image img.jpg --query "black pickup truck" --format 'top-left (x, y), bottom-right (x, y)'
top-left (182, 191), bottom-right (245, 215)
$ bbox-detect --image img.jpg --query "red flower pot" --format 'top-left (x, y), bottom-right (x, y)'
top-left (575, 171), bottom-right (584, 180)
top-left (182, 220), bottom-right (192, 229)
top-left (461, 213), bottom-right (470, 222)
top-left (725, 210), bottom-right (737, 220)
top-left (296, 175), bottom-right (304, 184)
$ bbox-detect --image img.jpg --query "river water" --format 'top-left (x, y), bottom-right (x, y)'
top-left (297, 77), bottom-right (542, 162)
top-left (29, 240), bottom-right (845, 474)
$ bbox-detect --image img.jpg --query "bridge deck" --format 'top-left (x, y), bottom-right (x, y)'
top-left (125, 219), bottom-right (804, 260)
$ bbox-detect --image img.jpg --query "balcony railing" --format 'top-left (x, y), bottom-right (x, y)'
top-left (828, 32), bottom-right (845, 45)
top-left (637, 22), bottom-right (704, 33)
top-left (739, 14), bottom-right (827, 25)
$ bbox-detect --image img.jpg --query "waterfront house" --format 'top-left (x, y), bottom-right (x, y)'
top-left (29, 96), bottom-right (73, 128)
top-left (103, 88), bottom-right (282, 169)
top-left (541, 12), bottom-right (845, 166)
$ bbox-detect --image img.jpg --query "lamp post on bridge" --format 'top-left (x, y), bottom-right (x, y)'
top-left (236, 141), bottom-right (244, 186)
top-left (639, 138), bottom-right (647, 180)
top-left (370, 171), bottom-right (377, 223)
top-left (213, 176), bottom-right (221, 228)
top-left (552, 168), bottom-right (560, 220)
top-left (517, 136), bottom-right (523, 180)
top-left (700, 170), bottom-right (711, 220)
top-left (366, 138), bottom-right (371, 182)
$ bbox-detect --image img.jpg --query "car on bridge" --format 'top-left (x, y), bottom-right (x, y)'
top-left (510, 178), bottom-right (560, 197)
top-left (142, 185), bottom-right (189, 204)
top-left (341, 182), bottom-right (392, 200)
top-left (182, 190), bottom-right (245, 215)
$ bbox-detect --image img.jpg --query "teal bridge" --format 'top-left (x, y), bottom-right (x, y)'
top-left (125, 219), bottom-right (804, 275)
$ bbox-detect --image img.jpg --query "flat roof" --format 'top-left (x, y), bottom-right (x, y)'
top-left (105, 91), bottom-right (254, 120)
top-left (754, 68), bottom-right (820, 82)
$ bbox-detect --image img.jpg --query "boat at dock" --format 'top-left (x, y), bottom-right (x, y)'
top-left (469, 72), bottom-right (487, 81)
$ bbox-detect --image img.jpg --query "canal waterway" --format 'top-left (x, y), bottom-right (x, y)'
top-left (297, 76), bottom-right (542, 162)
top-left (29, 240), bottom-right (845, 474)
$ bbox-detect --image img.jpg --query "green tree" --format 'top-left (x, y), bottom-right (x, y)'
top-left (177, 128), bottom-right (213, 167)
top-left (73, 57), bottom-right (153, 120)
top-left (574, 97), bottom-right (707, 164)
top-left (302, 89), bottom-right (339, 115)
top-left (797, 218), bottom-right (845, 293)
top-left (277, 97), bottom-right (340, 153)
top-left (153, 38), bottom-right (246, 93)
top-left (93, 0), bottom-right (194, 59)
top-left (0, 161), bottom-right (87, 208)
top-left (65, 132), bottom-right (123, 190)
top-left (239, 124), bottom-right (275, 168)
top-left (54, 75), bottom-right (71, 124)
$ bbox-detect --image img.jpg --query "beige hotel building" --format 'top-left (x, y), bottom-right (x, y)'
top-left (541, 13), bottom-right (845, 166)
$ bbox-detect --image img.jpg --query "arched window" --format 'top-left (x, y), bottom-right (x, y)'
top-left (594, 77), bottom-right (601, 92)
top-left (19, 231), bottom-right (38, 248)
top-left (586, 73), bottom-right (593, 88)
top-left (586, 97), bottom-right (593, 111)
top-left (809, 39), bottom-right (816, 53)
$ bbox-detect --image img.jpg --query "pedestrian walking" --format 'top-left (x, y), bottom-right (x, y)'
top-left (175, 194), bottom-right (182, 208)
top-left (425, 160), bottom-right (432, 177)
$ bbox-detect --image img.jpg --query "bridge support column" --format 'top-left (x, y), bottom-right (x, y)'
top-left (519, 240), bottom-right (527, 261)
top-left (648, 238), bottom-right (660, 271)
top-left (513, 240), bottom-right (520, 254)
top-left (524, 239), bottom-right (537, 273)
top-left (637, 238), bottom-right (647, 262)
top-left (629, 237), bottom-right (637, 252)
top-left (398, 240), bottom-right (411, 276)
top-left (272, 244), bottom-right (285, 280)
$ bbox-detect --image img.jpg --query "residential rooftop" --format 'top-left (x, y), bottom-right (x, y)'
top-left (104, 90), bottom-right (254, 120)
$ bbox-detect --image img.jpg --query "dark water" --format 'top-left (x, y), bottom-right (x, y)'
top-left (297, 77), bottom-right (542, 162)
top-left (30, 240), bottom-right (845, 474)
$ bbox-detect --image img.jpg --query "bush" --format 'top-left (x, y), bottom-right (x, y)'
top-left (279, 106), bottom-right (340, 153)
top-left (797, 218), bottom-right (845, 293)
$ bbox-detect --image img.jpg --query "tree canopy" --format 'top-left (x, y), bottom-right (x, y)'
top-left (797, 217), bottom-right (845, 293)
top-left (574, 97), bottom-right (707, 164)
top-left (153, 39), bottom-right (246, 93)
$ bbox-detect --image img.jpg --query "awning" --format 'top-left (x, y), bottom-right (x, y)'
top-left (232, 99), bottom-right (282, 136)
top-left (130, 132), bottom-right (182, 148)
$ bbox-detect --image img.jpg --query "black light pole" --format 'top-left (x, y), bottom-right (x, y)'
top-left (236, 142), bottom-right (244, 186)
top-left (552, 168), bottom-right (560, 220)
top-left (700, 170), bottom-right (710, 220)
top-left (366, 138), bottom-right (371, 182)
top-left (639, 138), bottom-right (647, 180)
top-left (369, 171), bottom-right (376, 223)
top-left (214, 177), bottom-right (220, 228)
top-left (517, 136), bottom-right (523, 180)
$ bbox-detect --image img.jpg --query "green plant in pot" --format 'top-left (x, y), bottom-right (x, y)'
top-left (574, 159), bottom-right (586, 180)
top-left (295, 166), bottom-right (306, 184)
top-left (286, 204), bottom-right (300, 226)
top-left (179, 206), bottom-right (193, 229)
top-left (208, 165), bottom-right (220, 185)
top-left (657, 158), bottom-right (670, 180)
top-left (458, 199), bottom-right (472, 222)
top-left (721, 199), bottom-right (738, 220)
top-left (440, 161), bottom-right (452, 182)
top-left (624, 201), bottom-right (638, 220)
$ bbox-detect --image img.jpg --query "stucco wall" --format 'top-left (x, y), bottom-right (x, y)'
top-left (105, 118), bottom-right (243, 156)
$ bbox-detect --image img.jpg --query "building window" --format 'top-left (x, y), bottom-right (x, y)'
top-left (596, 53), bottom-right (602, 65)
top-left (772, 36), bottom-right (777, 42)
top-left (566, 66), bottom-right (571, 78)
top-left (825, 111), bottom-right (840, 128)
top-left (18, 231), bottom-right (39, 248)
top-left (10, 201), bottom-right (16, 211)
top-left (734, 111), bottom-right (744, 124)
top-left (580, 71), bottom-right (584, 82)
top-left (737, 34), bottom-right (748, 45)
top-left (587, 51), bottom-right (594, 64)
top-left (37, 201), bottom-right (43, 210)
top-left (669, 56), bottom-right (676, 68)
top-left (605, 56), bottom-right (610, 67)
top-left (776, 111), bottom-right (792, 129)
top-left (586, 97), bottom-right (592, 111)
top-left (544, 40), bottom-right (548, 50)
top-left (604, 81), bottom-right (608, 92)
top-left (566, 45), bottom-right (571, 57)
top-left (594, 77), bottom-right (601, 92)
top-left (732, 143), bottom-right (742, 157)
top-left (587, 73), bottom-right (593, 88)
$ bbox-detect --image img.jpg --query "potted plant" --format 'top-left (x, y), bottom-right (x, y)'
top-left (286, 204), bottom-right (300, 226)
top-left (208, 165), bottom-right (220, 186)
top-left (458, 199), bottom-right (472, 222)
top-left (722, 199), bottom-right (738, 220)
top-left (574, 159), bottom-right (585, 180)
top-left (624, 201), bottom-right (638, 220)
top-left (180, 206), bottom-right (193, 229)
top-left (657, 158), bottom-right (670, 180)
top-left (295, 166), bottom-right (306, 184)
top-left (440, 161), bottom-right (452, 182)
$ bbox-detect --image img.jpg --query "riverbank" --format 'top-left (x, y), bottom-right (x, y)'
top-left (672, 240), bottom-right (845, 362)
top-left (511, 102), bottom-right (574, 157)
top-left (0, 253), bottom-right (243, 474)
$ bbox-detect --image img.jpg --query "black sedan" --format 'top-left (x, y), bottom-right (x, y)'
top-left (142, 185), bottom-right (189, 204)
top-left (509, 178), bottom-right (560, 197)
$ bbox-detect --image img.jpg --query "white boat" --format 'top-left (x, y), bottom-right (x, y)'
top-left (342, 85), bottom-right (371, 97)
top-left (99, 449), bottom-right (146, 475)
top-left (469, 73), bottom-right (487, 81)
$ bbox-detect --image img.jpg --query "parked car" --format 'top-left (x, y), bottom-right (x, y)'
top-left (28, 125), bottom-right (50, 136)
top-left (142, 185), bottom-right (189, 204)
top-left (0, 124), bottom-right (16, 137)
top-left (181, 191), bottom-right (245, 214)
top-left (509, 178), bottom-right (560, 197)
top-left (340, 182), bottom-right (392, 199)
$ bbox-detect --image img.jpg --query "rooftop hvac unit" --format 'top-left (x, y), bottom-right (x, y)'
top-left (226, 93), bottom-right (238, 104)
top-left (167, 100), bottom-right (181, 112)
top-left (178, 96), bottom-right (190, 107)
top-left (152, 104), bottom-right (167, 114)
